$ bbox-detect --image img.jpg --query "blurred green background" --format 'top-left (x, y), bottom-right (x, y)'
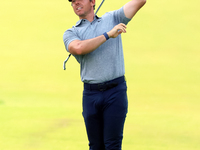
top-left (0, 0), bottom-right (199, 150)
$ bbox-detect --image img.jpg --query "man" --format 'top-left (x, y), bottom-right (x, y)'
top-left (63, 0), bottom-right (146, 149)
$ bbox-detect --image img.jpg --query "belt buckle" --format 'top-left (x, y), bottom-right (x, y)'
top-left (98, 83), bottom-right (107, 91)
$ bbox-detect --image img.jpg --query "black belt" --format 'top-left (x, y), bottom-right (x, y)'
top-left (84, 76), bottom-right (125, 91)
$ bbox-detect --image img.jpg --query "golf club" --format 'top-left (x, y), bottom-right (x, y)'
top-left (63, 0), bottom-right (106, 70)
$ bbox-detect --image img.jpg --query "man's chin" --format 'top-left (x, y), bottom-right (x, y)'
top-left (77, 13), bottom-right (86, 18)
top-left (75, 11), bottom-right (82, 16)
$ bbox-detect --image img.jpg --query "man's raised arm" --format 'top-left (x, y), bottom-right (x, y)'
top-left (124, 0), bottom-right (146, 19)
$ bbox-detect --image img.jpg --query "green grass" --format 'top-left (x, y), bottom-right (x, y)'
top-left (0, 0), bottom-right (200, 149)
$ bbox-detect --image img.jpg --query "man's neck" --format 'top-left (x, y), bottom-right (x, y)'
top-left (79, 12), bottom-right (95, 22)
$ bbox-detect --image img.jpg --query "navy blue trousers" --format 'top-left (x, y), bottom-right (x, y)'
top-left (82, 76), bottom-right (128, 150)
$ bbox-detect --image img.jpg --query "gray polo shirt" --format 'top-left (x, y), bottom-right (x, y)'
top-left (63, 7), bottom-right (131, 84)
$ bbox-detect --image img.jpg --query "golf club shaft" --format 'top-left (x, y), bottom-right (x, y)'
top-left (95, 0), bottom-right (105, 15)
top-left (63, 0), bottom-right (106, 70)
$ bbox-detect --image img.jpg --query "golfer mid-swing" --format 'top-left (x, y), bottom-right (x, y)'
top-left (63, 0), bottom-right (146, 149)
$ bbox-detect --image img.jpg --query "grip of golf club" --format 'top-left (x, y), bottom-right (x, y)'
top-left (63, 54), bottom-right (71, 70)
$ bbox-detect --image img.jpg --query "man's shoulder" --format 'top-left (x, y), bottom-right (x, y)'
top-left (64, 19), bottom-right (82, 33)
top-left (102, 7), bottom-right (124, 17)
top-left (63, 26), bottom-right (77, 41)
top-left (64, 26), bottom-right (76, 35)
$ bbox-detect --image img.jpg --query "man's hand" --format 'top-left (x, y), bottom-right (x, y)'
top-left (107, 23), bottom-right (127, 38)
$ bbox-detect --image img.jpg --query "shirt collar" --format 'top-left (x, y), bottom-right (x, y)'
top-left (75, 15), bottom-right (101, 27)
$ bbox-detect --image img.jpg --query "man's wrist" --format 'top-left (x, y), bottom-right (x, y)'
top-left (103, 32), bottom-right (109, 40)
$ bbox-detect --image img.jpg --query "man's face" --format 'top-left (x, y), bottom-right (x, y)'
top-left (71, 0), bottom-right (95, 18)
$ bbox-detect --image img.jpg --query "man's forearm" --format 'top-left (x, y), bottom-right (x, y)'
top-left (69, 34), bottom-right (107, 55)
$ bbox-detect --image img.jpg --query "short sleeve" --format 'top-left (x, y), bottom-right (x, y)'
top-left (111, 6), bottom-right (131, 25)
top-left (63, 28), bottom-right (81, 52)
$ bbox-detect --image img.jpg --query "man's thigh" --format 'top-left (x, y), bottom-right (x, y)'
top-left (82, 90), bottom-right (105, 150)
top-left (103, 81), bottom-right (128, 150)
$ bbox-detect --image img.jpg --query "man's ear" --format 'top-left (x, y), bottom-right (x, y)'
top-left (91, 0), bottom-right (96, 10)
